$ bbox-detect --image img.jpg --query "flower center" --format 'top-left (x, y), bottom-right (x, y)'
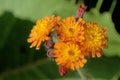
top-left (90, 35), bottom-right (94, 39)
top-left (69, 28), bottom-right (74, 33)
top-left (68, 50), bottom-right (75, 56)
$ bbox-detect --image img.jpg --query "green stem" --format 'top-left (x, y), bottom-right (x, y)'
top-left (80, 0), bottom-right (85, 5)
top-left (109, 0), bottom-right (117, 14)
top-left (77, 69), bottom-right (86, 80)
top-left (95, 0), bottom-right (103, 11)
top-left (0, 58), bottom-right (49, 77)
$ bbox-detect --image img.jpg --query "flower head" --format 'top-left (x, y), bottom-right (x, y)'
top-left (56, 17), bottom-right (85, 43)
top-left (27, 16), bottom-right (60, 50)
top-left (53, 42), bottom-right (87, 70)
top-left (83, 22), bottom-right (108, 57)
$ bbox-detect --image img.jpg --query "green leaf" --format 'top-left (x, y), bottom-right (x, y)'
top-left (84, 56), bottom-right (120, 79)
top-left (0, 0), bottom-right (77, 20)
top-left (0, 11), bottom-right (47, 74)
top-left (1, 56), bottom-right (120, 80)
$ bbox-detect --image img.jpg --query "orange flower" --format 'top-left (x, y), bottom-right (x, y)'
top-left (56, 17), bottom-right (85, 43)
top-left (53, 42), bottom-right (87, 70)
top-left (83, 22), bottom-right (108, 58)
top-left (27, 16), bottom-right (60, 50)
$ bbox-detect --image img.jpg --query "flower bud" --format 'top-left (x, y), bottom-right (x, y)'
top-left (59, 66), bottom-right (68, 76)
top-left (47, 49), bottom-right (54, 58)
top-left (76, 5), bottom-right (87, 18)
top-left (44, 40), bottom-right (53, 49)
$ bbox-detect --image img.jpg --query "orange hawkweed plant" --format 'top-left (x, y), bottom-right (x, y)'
top-left (27, 16), bottom-right (60, 50)
top-left (27, 5), bottom-right (108, 78)
top-left (53, 42), bottom-right (87, 71)
top-left (83, 22), bottom-right (108, 58)
top-left (56, 17), bottom-right (85, 43)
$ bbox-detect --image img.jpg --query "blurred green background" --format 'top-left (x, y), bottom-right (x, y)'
top-left (0, 0), bottom-right (120, 80)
